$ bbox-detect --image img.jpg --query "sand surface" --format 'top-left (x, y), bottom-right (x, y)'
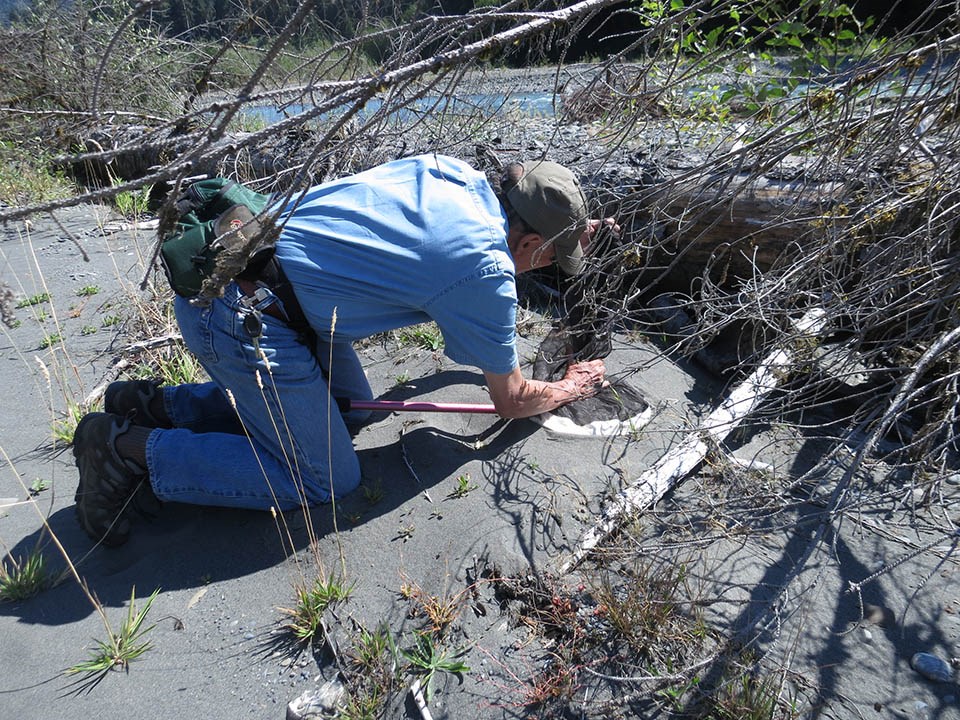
top-left (1, 205), bottom-right (958, 719)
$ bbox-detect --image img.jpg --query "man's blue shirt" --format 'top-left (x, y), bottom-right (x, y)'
top-left (274, 154), bottom-right (519, 374)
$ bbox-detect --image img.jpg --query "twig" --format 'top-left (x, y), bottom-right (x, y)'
top-left (582, 654), bottom-right (715, 684)
top-left (410, 679), bottom-right (433, 720)
top-left (399, 426), bottom-right (433, 503)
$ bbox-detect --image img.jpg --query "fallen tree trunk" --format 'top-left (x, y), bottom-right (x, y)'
top-left (644, 171), bottom-right (847, 284)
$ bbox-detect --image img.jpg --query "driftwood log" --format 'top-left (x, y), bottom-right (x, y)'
top-left (558, 307), bottom-right (829, 574)
top-left (639, 171), bottom-right (848, 289)
top-left (587, 150), bottom-right (864, 295)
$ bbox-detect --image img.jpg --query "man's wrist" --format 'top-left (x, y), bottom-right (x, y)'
top-left (554, 378), bottom-right (581, 403)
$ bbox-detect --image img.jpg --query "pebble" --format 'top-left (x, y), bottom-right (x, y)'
top-left (864, 603), bottom-right (895, 627)
top-left (286, 679), bottom-right (346, 720)
top-left (911, 652), bottom-right (954, 683)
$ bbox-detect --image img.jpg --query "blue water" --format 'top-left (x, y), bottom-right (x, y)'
top-left (246, 90), bottom-right (558, 125)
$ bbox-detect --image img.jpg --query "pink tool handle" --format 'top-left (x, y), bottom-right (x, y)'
top-left (347, 399), bottom-right (499, 414)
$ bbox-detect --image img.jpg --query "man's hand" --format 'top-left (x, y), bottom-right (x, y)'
top-left (483, 359), bottom-right (608, 419)
top-left (579, 217), bottom-right (621, 253)
top-left (556, 359), bottom-right (608, 402)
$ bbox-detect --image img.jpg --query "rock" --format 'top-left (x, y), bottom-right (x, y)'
top-left (286, 679), bottom-right (347, 720)
top-left (911, 652), bottom-right (954, 683)
top-left (864, 603), bottom-right (896, 628)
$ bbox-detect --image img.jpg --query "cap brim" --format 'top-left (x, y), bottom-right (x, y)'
top-left (555, 231), bottom-right (584, 275)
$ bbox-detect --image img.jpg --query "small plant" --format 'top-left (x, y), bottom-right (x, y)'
top-left (65, 587), bottom-right (159, 690)
top-left (76, 285), bottom-right (100, 297)
top-left (101, 314), bottom-right (122, 328)
top-left (394, 371), bottom-right (411, 386)
top-left (352, 623), bottom-right (393, 672)
top-left (400, 631), bottom-right (469, 704)
top-left (446, 473), bottom-right (477, 499)
top-left (398, 323), bottom-right (444, 352)
top-left (52, 400), bottom-right (86, 444)
top-left (361, 481), bottom-right (384, 505)
top-left (395, 524), bottom-right (415, 542)
top-left (654, 674), bottom-right (699, 711)
top-left (155, 345), bottom-right (203, 386)
top-left (703, 666), bottom-right (786, 720)
top-left (113, 186), bottom-right (150, 217)
top-left (340, 622), bottom-right (400, 719)
top-left (340, 690), bottom-right (385, 720)
top-left (39, 333), bottom-right (62, 349)
top-left (590, 554), bottom-right (704, 658)
top-left (524, 662), bottom-right (579, 707)
top-left (80, 325), bottom-right (98, 336)
top-left (279, 574), bottom-right (353, 645)
top-left (0, 550), bottom-right (47, 602)
top-left (400, 578), bottom-right (467, 635)
top-left (15, 292), bottom-right (50, 309)
top-left (29, 478), bottom-right (49, 495)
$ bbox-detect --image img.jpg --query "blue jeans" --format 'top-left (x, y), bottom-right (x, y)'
top-left (144, 283), bottom-right (371, 510)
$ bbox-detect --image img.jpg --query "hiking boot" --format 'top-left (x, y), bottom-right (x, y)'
top-left (104, 379), bottom-right (171, 428)
top-left (73, 413), bottom-right (159, 547)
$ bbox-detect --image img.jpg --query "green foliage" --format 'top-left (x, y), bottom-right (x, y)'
top-left (0, 550), bottom-right (48, 602)
top-left (631, 1), bottom-right (877, 123)
top-left (52, 400), bottom-right (87, 444)
top-left (65, 587), bottom-right (159, 690)
top-left (340, 623), bottom-right (400, 720)
top-left (153, 345), bottom-right (204, 386)
top-left (591, 555), bottom-right (705, 658)
top-left (280, 574), bottom-right (353, 645)
top-left (361, 480), bottom-right (384, 505)
top-left (76, 286), bottom-right (100, 297)
top-left (399, 631), bottom-right (469, 704)
top-left (15, 292), bottom-right (50, 309)
top-left (446, 473), bottom-right (477, 499)
top-left (0, 142), bottom-right (74, 206)
top-left (39, 333), bottom-right (63, 349)
top-left (398, 323), bottom-right (444, 352)
top-left (353, 624), bottom-right (393, 671)
top-left (698, 660), bottom-right (791, 720)
top-left (113, 186), bottom-right (151, 217)
top-left (29, 478), bottom-right (50, 495)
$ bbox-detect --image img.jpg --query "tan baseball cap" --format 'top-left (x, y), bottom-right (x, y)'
top-left (507, 160), bottom-right (589, 275)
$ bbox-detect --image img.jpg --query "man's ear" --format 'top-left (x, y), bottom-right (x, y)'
top-left (513, 231), bottom-right (546, 272)
top-left (517, 231), bottom-right (542, 252)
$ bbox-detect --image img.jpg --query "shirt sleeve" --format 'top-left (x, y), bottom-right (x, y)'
top-left (426, 268), bottom-right (518, 375)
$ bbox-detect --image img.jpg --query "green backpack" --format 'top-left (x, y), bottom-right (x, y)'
top-left (160, 178), bottom-right (277, 298)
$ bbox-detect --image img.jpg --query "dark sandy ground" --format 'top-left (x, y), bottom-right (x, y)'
top-left (1, 205), bottom-right (958, 719)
